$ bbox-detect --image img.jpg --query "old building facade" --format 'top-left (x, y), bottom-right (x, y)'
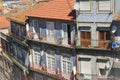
top-left (74, 0), bottom-right (120, 80)
top-left (1, 0), bottom-right (120, 80)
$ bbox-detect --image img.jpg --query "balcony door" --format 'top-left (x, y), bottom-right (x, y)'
top-left (33, 47), bottom-right (41, 68)
top-left (62, 23), bottom-right (68, 45)
top-left (99, 31), bottom-right (110, 49)
top-left (46, 22), bottom-right (54, 43)
top-left (80, 31), bottom-right (91, 47)
top-left (61, 23), bottom-right (71, 45)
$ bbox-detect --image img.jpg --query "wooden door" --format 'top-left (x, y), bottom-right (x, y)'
top-left (80, 31), bottom-right (91, 47)
top-left (99, 31), bottom-right (110, 49)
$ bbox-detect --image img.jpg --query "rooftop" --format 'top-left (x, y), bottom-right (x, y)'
top-left (26, 0), bottom-right (75, 21)
top-left (0, 16), bottom-right (10, 29)
top-left (8, 10), bottom-right (27, 23)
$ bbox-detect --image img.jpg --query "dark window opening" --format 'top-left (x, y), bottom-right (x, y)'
top-left (67, 25), bottom-right (71, 44)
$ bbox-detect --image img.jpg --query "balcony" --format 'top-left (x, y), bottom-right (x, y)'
top-left (27, 32), bottom-right (75, 48)
top-left (76, 39), bottom-right (111, 50)
top-left (29, 63), bottom-right (62, 80)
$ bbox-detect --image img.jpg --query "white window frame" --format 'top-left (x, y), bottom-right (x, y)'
top-left (61, 54), bottom-right (72, 74)
top-left (97, 0), bottom-right (112, 12)
top-left (33, 47), bottom-right (41, 66)
top-left (62, 23), bottom-right (67, 39)
top-left (46, 50), bottom-right (56, 70)
top-left (79, 0), bottom-right (91, 13)
top-left (30, 19), bottom-right (39, 33)
top-left (46, 21), bottom-right (54, 37)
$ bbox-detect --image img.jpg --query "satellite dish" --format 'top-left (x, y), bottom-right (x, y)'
top-left (111, 25), bottom-right (117, 33)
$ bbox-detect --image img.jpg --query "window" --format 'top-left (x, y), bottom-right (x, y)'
top-left (11, 22), bottom-right (16, 33)
top-left (29, 19), bottom-right (39, 34)
top-left (55, 22), bottom-right (61, 39)
top-left (98, 0), bottom-right (111, 12)
top-left (47, 50), bottom-right (55, 69)
top-left (96, 59), bottom-right (108, 76)
top-left (39, 21), bottom-right (46, 37)
top-left (81, 31), bottom-right (91, 40)
top-left (22, 48), bottom-right (28, 63)
top-left (61, 55), bottom-right (72, 74)
top-left (78, 57), bottom-right (92, 77)
top-left (62, 23), bottom-right (67, 39)
top-left (1, 39), bottom-right (9, 53)
top-left (46, 22), bottom-right (54, 37)
top-left (17, 46), bottom-right (23, 61)
top-left (79, 0), bottom-right (91, 12)
top-left (80, 31), bottom-right (91, 47)
top-left (99, 31), bottom-right (110, 40)
top-left (33, 47), bottom-right (41, 66)
top-left (13, 44), bottom-right (17, 58)
top-left (35, 74), bottom-right (43, 80)
top-left (21, 26), bottom-right (26, 37)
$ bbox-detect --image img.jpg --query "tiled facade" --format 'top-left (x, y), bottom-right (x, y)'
top-left (75, 0), bottom-right (120, 80)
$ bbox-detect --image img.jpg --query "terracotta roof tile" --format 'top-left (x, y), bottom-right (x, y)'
top-left (7, 5), bottom-right (35, 23)
top-left (8, 10), bottom-right (27, 23)
top-left (7, 3), bottom-right (45, 23)
top-left (8, 4), bottom-right (46, 22)
top-left (26, 0), bottom-right (75, 21)
top-left (0, 16), bottom-right (10, 28)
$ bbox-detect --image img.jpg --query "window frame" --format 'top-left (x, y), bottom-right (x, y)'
top-left (46, 21), bottom-right (55, 37)
top-left (81, 31), bottom-right (91, 40)
top-left (99, 31), bottom-right (110, 41)
top-left (62, 23), bottom-right (67, 39)
top-left (33, 47), bottom-right (41, 66)
top-left (97, 0), bottom-right (112, 13)
top-left (46, 50), bottom-right (56, 70)
top-left (61, 54), bottom-right (72, 74)
top-left (79, 0), bottom-right (92, 13)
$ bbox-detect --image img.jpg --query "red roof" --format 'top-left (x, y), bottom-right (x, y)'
top-left (26, 0), bottom-right (75, 21)
top-left (0, 16), bottom-right (10, 28)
